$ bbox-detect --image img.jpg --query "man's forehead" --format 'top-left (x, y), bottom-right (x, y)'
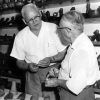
top-left (24, 9), bottom-right (39, 18)
top-left (59, 18), bottom-right (72, 27)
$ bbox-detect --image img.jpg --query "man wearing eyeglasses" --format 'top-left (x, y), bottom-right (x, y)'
top-left (45, 10), bottom-right (100, 100)
top-left (10, 3), bottom-right (67, 100)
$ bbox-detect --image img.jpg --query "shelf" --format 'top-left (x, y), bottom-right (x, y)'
top-left (93, 41), bottom-right (100, 46)
top-left (85, 18), bottom-right (100, 24)
top-left (94, 88), bottom-right (100, 94)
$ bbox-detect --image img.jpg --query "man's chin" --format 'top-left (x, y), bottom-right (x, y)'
top-left (61, 40), bottom-right (71, 46)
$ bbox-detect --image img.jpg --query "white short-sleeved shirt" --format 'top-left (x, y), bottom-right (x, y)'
top-left (59, 33), bottom-right (100, 95)
top-left (10, 21), bottom-right (66, 64)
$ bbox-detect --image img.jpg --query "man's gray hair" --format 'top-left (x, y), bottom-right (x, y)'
top-left (63, 10), bottom-right (84, 33)
top-left (21, 3), bottom-right (39, 18)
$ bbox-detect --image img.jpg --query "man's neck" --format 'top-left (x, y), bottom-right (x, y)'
top-left (32, 30), bottom-right (40, 36)
top-left (31, 24), bottom-right (42, 37)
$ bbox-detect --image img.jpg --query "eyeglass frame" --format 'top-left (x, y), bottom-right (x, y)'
top-left (25, 15), bottom-right (41, 24)
top-left (57, 26), bottom-right (71, 31)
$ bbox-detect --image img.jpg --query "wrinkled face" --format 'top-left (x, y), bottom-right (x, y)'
top-left (23, 8), bottom-right (42, 31)
top-left (57, 18), bottom-right (73, 46)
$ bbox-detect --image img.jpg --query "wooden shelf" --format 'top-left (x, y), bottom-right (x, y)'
top-left (93, 41), bottom-right (100, 46)
top-left (94, 88), bottom-right (100, 94)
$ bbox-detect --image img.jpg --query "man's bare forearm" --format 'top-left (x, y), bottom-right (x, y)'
top-left (50, 48), bottom-right (67, 63)
top-left (16, 60), bottom-right (28, 70)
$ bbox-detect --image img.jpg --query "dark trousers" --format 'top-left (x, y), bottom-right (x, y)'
top-left (25, 66), bottom-right (55, 100)
top-left (59, 86), bottom-right (95, 100)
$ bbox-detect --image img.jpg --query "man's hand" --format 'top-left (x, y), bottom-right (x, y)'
top-left (47, 67), bottom-right (59, 79)
top-left (28, 63), bottom-right (39, 72)
top-left (45, 78), bottom-right (67, 89)
top-left (38, 57), bottom-right (51, 67)
top-left (45, 78), bottom-right (59, 87)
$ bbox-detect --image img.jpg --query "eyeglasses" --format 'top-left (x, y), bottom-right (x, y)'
top-left (57, 26), bottom-right (71, 31)
top-left (26, 15), bottom-right (41, 24)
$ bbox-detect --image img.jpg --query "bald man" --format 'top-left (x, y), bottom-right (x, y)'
top-left (10, 3), bottom-right (66, 100)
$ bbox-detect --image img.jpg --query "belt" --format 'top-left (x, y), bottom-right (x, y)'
top-left (58, 85), bottom-right (93, 95)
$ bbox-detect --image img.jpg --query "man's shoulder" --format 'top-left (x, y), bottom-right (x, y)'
top-left (16, 26), bottom-right (29, 38)
top-left (14, 26), bottom-right (29, 42)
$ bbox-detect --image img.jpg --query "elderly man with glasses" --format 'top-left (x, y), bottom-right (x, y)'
top-left (10, 3), bottom-right (67, 100)
top-left (45, 10), bottom-right (100, 100)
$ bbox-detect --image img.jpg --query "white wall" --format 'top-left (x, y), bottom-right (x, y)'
top-left (43, 0), bottom-right (100, 16)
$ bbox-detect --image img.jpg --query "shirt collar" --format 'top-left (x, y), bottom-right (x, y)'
top-left (71, 33), bottom-right (86, 49)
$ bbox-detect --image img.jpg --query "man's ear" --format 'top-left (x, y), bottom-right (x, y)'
top-left (22, 18), bottom-right (27, 25)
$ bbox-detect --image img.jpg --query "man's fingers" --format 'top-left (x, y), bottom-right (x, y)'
top-left (29, 65), bottom-right (39, 72)
top-left (38, 63), bottom-right (49, 67)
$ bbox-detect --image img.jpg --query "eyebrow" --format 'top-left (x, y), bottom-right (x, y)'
top-left (57, 26), bottom-right (71, 31)
top-left (26, 15), bottom-right (40, 23)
